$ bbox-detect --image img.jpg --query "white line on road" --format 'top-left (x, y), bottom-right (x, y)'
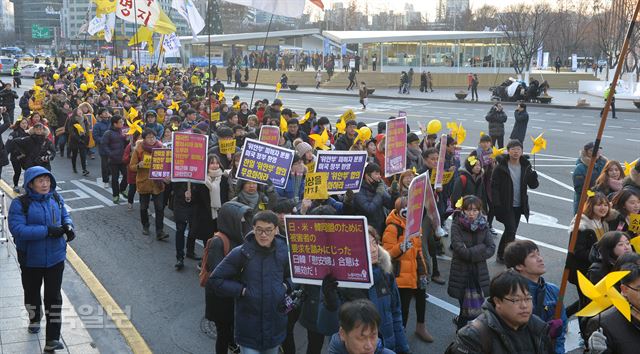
top-left (532, 126), bottom-right (543, 129)
top-left (570, 131), bottom-right (586, 135)
top-left (531, 118), bottom-right (546, 121)
top-left (426, 294), bottom-right (459, 315)
top-left (582, 123), bottom-right (596, 126)
top-left (627, 138), bottom-right (640, 143)
top-left (609, 125), bottom-right (622, 128)
top-left (550, 128), bottom-right (564, 132)
top-left (473, 120), bottom-right (484, 123)
top-left (529, 190), bottom-right (573, 202)
top-left (70, 180), bottom-right (112, 205)
top-left (557, 121), bottom-right (571, 124)
top-left (536, 171), bottom-right (575, 192)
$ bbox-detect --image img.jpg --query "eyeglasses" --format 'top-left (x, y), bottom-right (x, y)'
top-left (624, 284), bottom-right (640, 292)
top-left (254, 227), bottom-right (275, 236)
top-left (502, 296), bottom-right (533, 305)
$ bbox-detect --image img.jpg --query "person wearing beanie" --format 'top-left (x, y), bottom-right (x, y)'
top-left (294, 139), bottom-right (316, 172)
top-left (406, 132), bottom-right (423, 171)
top-left (491, 139), bottom-right (539, 263)
top-left (144, 110), bottom-right (164, 140)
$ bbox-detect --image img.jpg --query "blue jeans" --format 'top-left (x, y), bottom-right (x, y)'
top-left (240, 346), bottom-right (279, 354)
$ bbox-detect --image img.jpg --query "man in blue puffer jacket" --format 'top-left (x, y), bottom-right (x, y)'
top-left (211, 210), bottom-right (292, 354)
top-left (8, 166), bottom-right (74, 352)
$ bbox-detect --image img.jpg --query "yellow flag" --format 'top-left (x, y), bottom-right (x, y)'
top-left (93, 0), bottom-right (116, 16)
top-left (150, 8), bottom-right (177, 35)
top-left (280, 117), bottom-right (288, 134)
top-left (128, 26), bottom-right (154, 55)
top-left (73, 123), bottom-right (85, 134)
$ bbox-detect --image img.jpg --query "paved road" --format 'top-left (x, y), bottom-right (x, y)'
top-left (4, 79), bottom-right (638, 353)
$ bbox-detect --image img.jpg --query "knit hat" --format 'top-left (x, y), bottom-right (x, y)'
top-left (295, 141), bottom-right (313, 156)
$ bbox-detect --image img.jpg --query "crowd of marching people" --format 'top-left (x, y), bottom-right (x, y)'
top-left (2, 58), bottom-right (639, 354)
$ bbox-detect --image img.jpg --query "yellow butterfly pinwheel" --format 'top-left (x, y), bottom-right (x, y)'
top-left (447, 121), bottom-right (459, 138)
top-left (575, 270), bottom-right (631, 321)
top-left (490, 146), bottom-right (505, 159)
top-left (456, 123), bottom-right (466, 145)
top-left (126, 119), bottom-right (143, 136)
top-left (468, 155), bottom-right (478, 166)
top-left (309, 129), bottom-right (330, 151)
top-left (530, 133), bottom-right (547, 155)
top-left (217, 90), bottom-right (225, 101)
top-left (280, 116), bottom-right (288, 134)
top-left (624, 160), bottom-right (638, 177)
top-left (299, 111), bottom-right (312, 125)
top-left (154, 92), bottom-right (165, 101)
top-left (128, 107), bottom-right (139, 120)
top-left (168, 100), bottom-right (180, 111)
top-left (455, 197), bottom-right (463, 209)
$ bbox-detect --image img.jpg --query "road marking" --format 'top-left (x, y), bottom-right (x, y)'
top-left (530, 190), bottom-right (573, 202)
top-left (531, 118), bottom-right (546, 121)
top-left (473, 120), bottom-right (484, 123)
top-left (532, 126), bottom-right (543, 129)
top-left (557, 121), bottom-right (571, 124)
top-left (70, 180), bottom-right (113, 205)
top-left (561, 114), bottom-right (573, 117)
top-left (0, 180), bottom-right (153, 354)
top-left (536, 171), bottom-right (575, 192)
top-left (426, 294), bottom-right (459, 315)
top-left (609, 125), bottom-right (622, 128)
top-left (570, 131), bottom-right (586, 135)
top-left (582, 123), bottom-right (596, 126)
top-left (550, 128), bottom-right (564, 132)
top-left (530, 165), bottom-right (575, 167)
top-left (627, 138), bottom-right (640, 143)
top-left (603, 135), bottom-right (614, 138)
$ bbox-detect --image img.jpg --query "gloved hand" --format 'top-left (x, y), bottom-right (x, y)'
top-left (47, 226), bottom-right (65, 238)
top-left (344, 190), bottom-right (354, 206)
top-left (391, 180), bottom-right (399, 193)
top-left (265, 179), bottom-right (274, 193)
top-left (588, 329), bottom-right (607, 354)
top-left (375, 182), bottom-right (386, 196)
top-left (419, 275), bottom-right (428, 289)
top-left (547, 318), bottom-right (563, 338)
top-left (321, 274), bottom-right (339, 311)
top-left (63, 224), bottom-right (75, 242)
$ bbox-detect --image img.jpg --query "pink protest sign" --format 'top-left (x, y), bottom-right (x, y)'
top-left (384, 117), bottom-right (407, 177)
top-left (434, 134), bottom-right (447, 190)
top-left (285, 215), bottom-right (374, 289)
top-left (149, 148), bottom-right (172, 180)
top-left (259, 125), bottom-right (280, 146)
top-left (171, 132), bottom-right (208, 183)
top-left (406, 172), bottom-right (427, 238)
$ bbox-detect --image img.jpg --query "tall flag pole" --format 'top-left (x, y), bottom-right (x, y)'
top-left (555, 0), bottom-right (640, 320)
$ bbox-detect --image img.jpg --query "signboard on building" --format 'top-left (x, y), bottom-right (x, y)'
top-left (32, 25), bottom-right (51, 39)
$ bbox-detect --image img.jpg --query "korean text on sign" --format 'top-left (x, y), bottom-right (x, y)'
top-left (236, 138), bottom-right (294, 189)
top-left (285, 216), bottom-right (374, 289)
top-left (384, 116), bottom-right (407, 177)
top-left (149, 148), bottom-right (172, 180)
top-left (171, 132), bottom-right (208, 182)
top-left (314, 151), bottom-right (367, 194)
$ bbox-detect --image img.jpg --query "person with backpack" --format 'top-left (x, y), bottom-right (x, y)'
top-left (210, 210), bottom-right (291, 354)
top-left (204, 201), bottom-right (253, 354)
top-left (450, 153), bottom-right (487, 209)
top-left (8, 166), bottom-right (75, 353)
top-left (13, 123), bottom-right (55, 171)
top-left (382, 197), bottom-right (432, 342)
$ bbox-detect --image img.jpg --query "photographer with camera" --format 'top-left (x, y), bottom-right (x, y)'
top-left (12, 122), bottom-right (56, 171)
top-left (210, 210), bottom-right (292, 354)
top-left (8, 166), bottom-right (75, 352)
top-left (0, 81), bottom-right (18, 124)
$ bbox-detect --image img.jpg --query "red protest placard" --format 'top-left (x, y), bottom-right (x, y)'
top-left (171, 132), bottom-right (208, 183)
top-left (285, 215), bottom-right (374, 289)
top-left (149, 148), bottom-right (172, 180)
top-left (406, 172), bottom-right (427, 238)
top-left (259, 125), bottom-right (280, 146)
top-left (385, 117), bottom-right (407, 177)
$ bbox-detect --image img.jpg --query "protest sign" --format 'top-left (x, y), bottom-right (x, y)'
top-left (149, 148), bottom-right (171, 180)
top-left (314, 151), bottom-right (367, 194)
top-left (171, 132), bottom-right (208, 182)
top-left (304, 172), bottom-right (329, 200)
top-left (434, 134), bottom-right (447, 190)
top-left (259, 125), bottom-right (280, 146)
top-left (398, 110), bottom-right (407, 117)
top-left (285, 215), bottom-right (374, 289)
top-left (210, 112), bottom-right (220, 122)
top-left (236, 138), bottom-right (294, 189)
top-left (630, 214), bottom-right (640, 235)
top-left (384, 117), bottom-right (407, 177)
top-left (429, 171), bottom-right (454, 185)
top-left (219, 138), bottom-right (236, 154)
top-left (406, 173), bottom-right (427, 238)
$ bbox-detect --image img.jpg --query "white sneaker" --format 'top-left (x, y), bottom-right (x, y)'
top-left (104, 182), bottom-right (110, 188)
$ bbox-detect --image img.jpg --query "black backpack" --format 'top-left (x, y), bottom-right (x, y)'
top-left (18, 192), bottom-right (62, 217)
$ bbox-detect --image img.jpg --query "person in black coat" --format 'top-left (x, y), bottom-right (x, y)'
top-left (191, 155), bottom-right (230, 244)
top-left (485, 103), bottom-right (507, 148)
top-left (171, 182), bottom-right (195, 270)
top-left (0, 83), bottom-right (19, 124)
top-left (6, 118), bottom-right (29, 191)
top-left (491, 140), bottom-right (539, 262)
top-left (509, 103), bottom-right (529, 143)
top-left (13, 123), bottom-right (55, 172)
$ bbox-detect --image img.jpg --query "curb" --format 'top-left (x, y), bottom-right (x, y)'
top-left (0, 179), bottom-right (152, 354)
top-left (238, 87), bottom-right (639, 113)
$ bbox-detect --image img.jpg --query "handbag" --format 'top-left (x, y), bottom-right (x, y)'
top-left (460, 266), bottom-right (484, 320)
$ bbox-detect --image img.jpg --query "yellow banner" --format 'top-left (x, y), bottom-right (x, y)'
top-left (430, 171), bottom-right (454, 185)
top-left (304, 172), bottom-right (329, 200)
top-left (219, 138), bottom-right (236, 155)
top-left (142, 154), bottom-right (152, 169)
top-left (629, 213), bottom-right (640, 235)
top-left (210, 112), bottom-right (220, 122)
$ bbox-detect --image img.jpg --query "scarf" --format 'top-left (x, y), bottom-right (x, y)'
top-left (407, 146), bottom-right (421, 163)
top-left (455, 211), bottom-right (488, 232)
top-left (205, 168), bottom-right (223, 219)
top-left (239, 190), bottom-right (260, 209)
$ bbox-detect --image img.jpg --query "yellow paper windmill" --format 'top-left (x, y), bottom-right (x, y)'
top-left (280, 116), bottom-right (288, 134)
top-left (447, 121), bottom-right (459, 138)
top-left (217, 90), bottom-right (225, 101)
top-left (630, 236), bottom-right (640, 253)
top-left (468, 155), bottom-right (478, 166)
top-left (105, 85), bottom-right (113, 94)
top-left (309, 129), bottom-right (330, 151)
top-left (490, 146), bottom-right (505, 159)
top-left (126, 119), bottom-right (143, 135)
top-left (530, 133), bottom-right (547, 155)
top-left (137, 88), bottom-right (142, 97)
top-left (83, 72), bottom-right (95, 83)
top-left (457, 124), bottom-right (467, 145)
top-left (299, 111), bottom-right (311, 125)
top-left (128, 107), bottom-right (139, 120)
top-left (336, 117), bottom-right (346, 135)
top-left (154, 92), bottom-right (165, 101)
top-left (275, 82), bottom-right (282, 93)
top-left (575, 270), bottom-right (631, 321)
top-left (168, 100), bottom-right (180, 111)
top-left (455, 197), bottom-right (463, 209)
top-left (87, 82), bottom-right (97, 90)
top-left (73, 123), bottom-right (85, 134)
top-left (232, 102), bottom-right (241, 111)
top-left (624, 160), bottom-right (638, 177)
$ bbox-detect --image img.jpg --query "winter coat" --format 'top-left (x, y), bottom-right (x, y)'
top-left (449, 301), bottom-right (553, 354)
top-left (283, 130), bottom-right (309, 145)
top-left (527, 277), bottom-right (567, 354)
top-left (205, 201), bottom-right (252, 322)
top-left (130, 140), bottom-right (165, 195)
top-left (565, 212), bottom-right (612, 284)
top-left (509, 109), bottom-right (529, 143)
top-left (101, 127), bottom-right (127, 164)
top-left (491, 154), bottom-right (539, 222)
top-left (572, 151), bottom-right (607, 212)
top-left (485, 107), bottom-right (507, 137)
top-left (123, 143), bottom-right (137, 184)
top-left (190, 177), bottom-right (229, 241)
top-left (276, 172), bottom-right (305, 203)
top-left (232, 180), bottom-right (278, 215)
top-left (13, 133), bottom-right (55, 170)
top-left (622, 168), bottom-right (640, 195)
top-left (447, 213), bottom-right (495, 300)
top-left (144, 122), bottom-right (164, 140)
top-left (6, 127), bottom-right (29, 158)
top-left (353, 180), bottom-right (395, 236)
top-left (0, 113), bottom-right (11, 167)
top-left (92, 119), bottom-right (110, 155)
top-left (607, 210), bottom-right (635, 237)
top-left (586, 307), bottom-right (640, 354)
top-left (210, 232), bottom-right (292, 351)
top-left (382, 210), bottom-right (427, 289)
top-left (450, 167), bottom-right (486, 209)
top-left (328, 334), bottom-right (394, 354)
top-left (8, 166), bottom-right (73, 268)
top-left (298, 285), bottom-right (323, 334)
top-left (334, 132), bottom-right (358, 151)
top-left (67, 116), bottom-right (90, 150)
top-left (317, 247), bottom-right (410, 354)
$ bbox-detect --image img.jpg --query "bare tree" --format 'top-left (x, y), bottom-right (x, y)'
top-left (498, 3), bottom-right (556, 80)
top-left (593, 0), bottom-right (639, 80)
top-left (547, 0), bottom-right (593, 63)
top-left (469, 5), bottom-right (499, 31)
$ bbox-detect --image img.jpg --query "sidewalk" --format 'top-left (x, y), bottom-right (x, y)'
top-left (0, 232), bottom-right (100, 353)
top-left (238, 84), bottom-right (640, 112)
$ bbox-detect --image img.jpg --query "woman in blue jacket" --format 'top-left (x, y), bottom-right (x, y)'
top-left (8, 166), bottom-right (74, 352)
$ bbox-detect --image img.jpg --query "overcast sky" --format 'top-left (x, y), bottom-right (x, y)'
top-left (319, 0), bottom-right (522, 15)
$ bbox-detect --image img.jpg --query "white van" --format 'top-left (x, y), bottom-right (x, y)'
top-left (0, 57), bottom-right (16, 75)
top-left (163, 56), bottom-right (183, 69)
